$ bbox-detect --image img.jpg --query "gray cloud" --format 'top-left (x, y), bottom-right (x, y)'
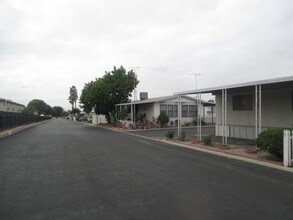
top-left (0, 0), bottom-right (293, 110)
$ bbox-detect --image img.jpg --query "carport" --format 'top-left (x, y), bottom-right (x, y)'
top-left (175, 76), bottom-right (293, 145)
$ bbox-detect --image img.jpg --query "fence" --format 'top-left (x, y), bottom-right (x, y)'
top-left (0, 111), bottom-right (50, 131)
top-left (283, 130), bottom-right (293, 167)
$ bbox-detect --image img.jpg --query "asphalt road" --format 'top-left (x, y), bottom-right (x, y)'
top-left (0, 119), bottom-right (293, 220)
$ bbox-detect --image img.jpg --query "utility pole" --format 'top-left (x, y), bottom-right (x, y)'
top-left (126, 66), bottom-right (141, 125)
top-left (191, 73), bottom-right (200, 90)
top-left (127, 66), bottom-right (140, 101)
top-left (190, 73), bottom-right (201, 141)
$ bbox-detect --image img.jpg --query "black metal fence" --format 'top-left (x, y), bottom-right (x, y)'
top-left (0, 111), bottom-right (51, 131)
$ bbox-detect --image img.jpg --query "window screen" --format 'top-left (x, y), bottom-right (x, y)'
top-left (160, 104), bottom-right (167, 113)
top-left (182, 105), bottom-right (188, 117)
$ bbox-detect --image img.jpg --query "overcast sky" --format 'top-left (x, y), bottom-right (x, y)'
top-left (1, 0), bottom-right (293, 110)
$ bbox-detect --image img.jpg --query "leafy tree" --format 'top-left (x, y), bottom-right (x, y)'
top-left (68, 86), bottom-right (78, 109)
top-left (71, 108), bottom-right (81, 115)
top-left (61, 110), bottom-right (70, 118)
top-left (22, 99), bottom-right (50, 115)
top-left (79, 81), bottom-right (96, 113)
top-left (52, 106), bottom-right (64, 117)
top-left (80, 66), bottom-right (138, 123)
top-left (45, 104), bottom-right (52, 116)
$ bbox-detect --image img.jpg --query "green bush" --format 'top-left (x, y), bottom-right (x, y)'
top-left (256, 128), bottom-right (285, 159)
top-left (203, 135), bottom-right (212, 145)
top-left (179, 131), bottom-right (186, 141)
top-left (166, 130), bottom-right (175, 139)
top-left (158, 111), bottom-right (169, 127)
top-left (118, 110), bottom-right (128, 120)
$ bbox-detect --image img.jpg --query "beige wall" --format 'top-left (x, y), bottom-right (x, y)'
top-left (261, 88), bottom-right (293, 127)
top-left (137, 103), bottom-right (154, 121)
top-left (216, 87), bottom-right (293, 139)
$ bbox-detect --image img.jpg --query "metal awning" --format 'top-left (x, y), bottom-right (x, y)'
top-left (175, 75), bottom-right (293, 145)
top-left (175, 75), bottom-right (293, 95)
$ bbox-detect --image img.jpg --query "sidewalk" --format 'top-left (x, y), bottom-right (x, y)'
top-left (0, 120), bottom-right (50, 139)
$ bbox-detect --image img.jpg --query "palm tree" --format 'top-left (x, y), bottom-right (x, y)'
top-left (68, 86), bottom-right (78, 109)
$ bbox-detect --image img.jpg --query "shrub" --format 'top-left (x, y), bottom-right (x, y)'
top-left (203, 135), bottom-right (212, 145)
top-left (179, 131), bottom-right (186, 141)
top-left (256, 128), bottom-right (285, 159)
top-left (118, 110), bottom-right (128, 120)
top-left (157, 111), bottom-right (169, 127)
top-left (166, 130), bottom-right (175, 139)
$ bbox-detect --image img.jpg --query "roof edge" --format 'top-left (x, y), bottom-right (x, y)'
top-left (175, 75), bottom-right (293, 95)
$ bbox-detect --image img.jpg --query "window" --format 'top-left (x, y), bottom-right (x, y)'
top-left (233, 94), bottom-right (253, 111)
top-left (173, 105), bottom-right (178, 117)
top-left (189, 105), bottom-right (195, 117)
top-left (160, 104), bottom-right (167, 114)
top-left (161, 104), bottom-right (178, 117)
top-left (182, 105), bottom-right (188, 117)
top-left (168, 105), bottom-right (173, 117)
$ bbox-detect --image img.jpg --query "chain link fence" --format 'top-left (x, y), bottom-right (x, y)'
top-left (0, 111), bottom-right (51, 131)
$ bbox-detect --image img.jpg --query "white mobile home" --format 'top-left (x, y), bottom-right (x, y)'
top-left (176, 76), bottom-right (293, 143)
top-left (115, 95), bottom-right (215, 128)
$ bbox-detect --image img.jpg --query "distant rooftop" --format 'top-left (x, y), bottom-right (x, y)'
top-left (0, 98), bottom-right (25, 106)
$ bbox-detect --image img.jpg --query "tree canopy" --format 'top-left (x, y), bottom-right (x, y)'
top-left (52, 106), bottom-right (64, 117)
top-left (80, 66), bottom-right (139, 123)
top-left (22, 99), bottom-right (52, 116)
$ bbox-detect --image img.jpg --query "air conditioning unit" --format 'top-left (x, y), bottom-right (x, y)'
top-left (140, 92), bottom-right (148, 100)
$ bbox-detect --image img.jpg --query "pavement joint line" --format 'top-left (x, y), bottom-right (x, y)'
top-left (96, 125), bottom-right (293, 174)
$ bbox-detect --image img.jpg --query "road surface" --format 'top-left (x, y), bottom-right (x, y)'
top-left (0, 119), bottom-right (292, 219)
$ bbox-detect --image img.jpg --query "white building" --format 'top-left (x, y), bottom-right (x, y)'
top-left (115, 95), bottom-right (215, 128)
top-left (176, 76), bottom-right (293, 142)
top-left (0, 98), bottom-right (25, 113)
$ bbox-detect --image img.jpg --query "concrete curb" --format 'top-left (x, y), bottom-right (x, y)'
top-left (0, 120), bottom-right (50, 139)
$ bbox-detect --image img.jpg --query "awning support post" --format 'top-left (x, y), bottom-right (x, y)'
top-left (222, 89), bottom-right (227, 145)
top-left (177, 95), bottom-right (182, 137)
top-left (255, 85), bottom-right (262, 139)
top-left (197, 92), bottom-right (202, 141)
top-left (131, 104), bottom-right (133, 123)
